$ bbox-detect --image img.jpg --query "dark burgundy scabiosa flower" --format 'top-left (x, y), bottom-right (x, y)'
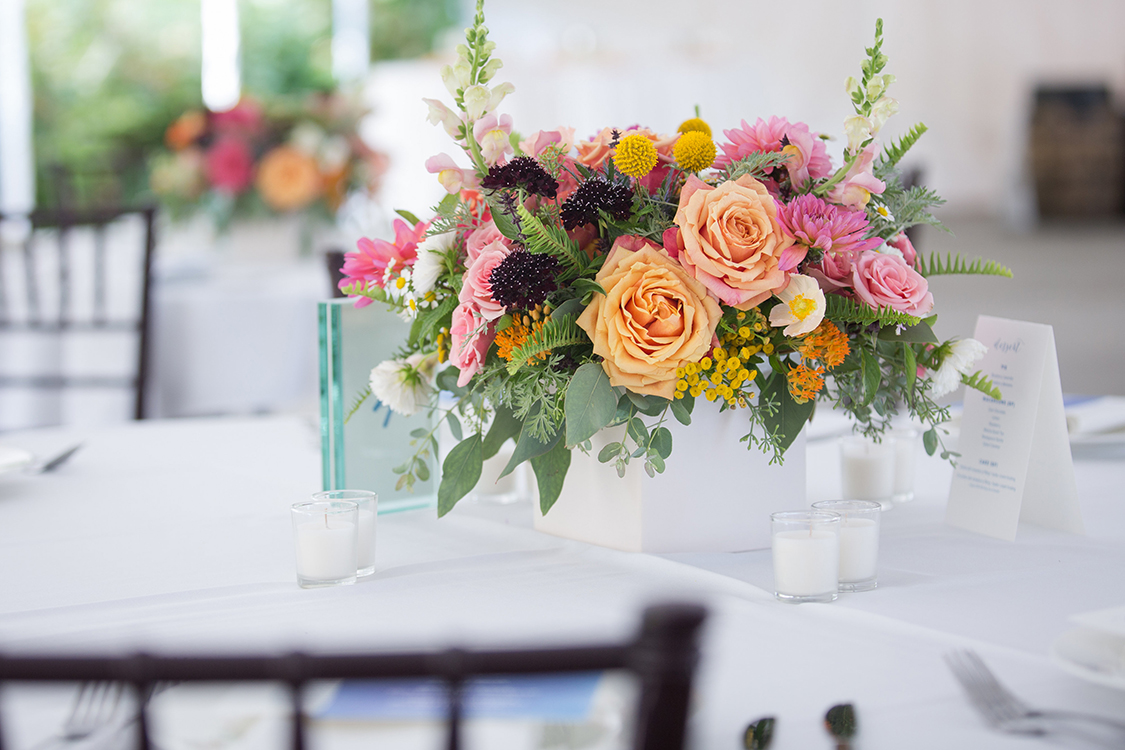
top-left (488, 247), bottom-right (560, 310)
top-left (560, 178), bottom-right (633, 230)
top-left (480, 156), bottom-right (559, 199)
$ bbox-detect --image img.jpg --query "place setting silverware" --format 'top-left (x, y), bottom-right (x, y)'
top-left (945, 649), bottom-right (1125, 748)
top-left (25, 443), bottom-right (84, 475)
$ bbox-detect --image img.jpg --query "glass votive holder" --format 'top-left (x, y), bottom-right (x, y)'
top-left (770, 511), bottom-right (841, 603)
top-left (838, 435), bottom-right (896, 508)
top-left (811, 500), bottom-right (882, 592)
top-left (890, 428), bottom-right (920, 503)
top-left (291, 500), bottom-right (358, 588)
top-left (313, 490), bottom-right (377, 576)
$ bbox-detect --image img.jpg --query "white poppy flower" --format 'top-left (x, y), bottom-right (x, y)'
top-left (769, 274), bottom-right (826, 337)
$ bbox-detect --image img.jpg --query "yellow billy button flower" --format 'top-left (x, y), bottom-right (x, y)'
top-left (677, 117), bottom-right (712, 137)
top-left (614, 134), bottom-right (659, 179)
top-left (713, 347), bottom-right (727, 360)
top-left (673, 131), bottom-right (717, 173)
top-left (738, 326), bottom-right (751, 338)
top-left (700, 357), bottom-right (712, 370)
top-left (762, 342), bottom-right (774, 354)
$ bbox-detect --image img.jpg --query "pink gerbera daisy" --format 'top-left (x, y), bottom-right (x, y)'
top-left (775, 194), bottom-right (882, 271)
top-left (338, 218), bottom-right (428, 304)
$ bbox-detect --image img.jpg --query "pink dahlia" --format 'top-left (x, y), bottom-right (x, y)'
top-left (776, 194), bottom-right (882, 271)
top-left (204, 136), bottom-right (254, 193)
top-left (713, 117), bottom-right (832, 188)
top-left (338, 218), bottom-right (428, 304)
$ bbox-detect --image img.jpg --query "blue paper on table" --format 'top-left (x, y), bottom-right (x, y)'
top-left (317, 672), bottom-right (603, 721)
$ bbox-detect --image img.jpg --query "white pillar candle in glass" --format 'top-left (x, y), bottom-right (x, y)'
top-left (314, 490), bottom-right (378, 576)
top-left (291, 500), bottom-right (358, 588)
top-left (812, 500), bottom-right (881, 592)
top-left (770, 511), bottom-right (841, 603)
top-left (838, 435), bottom-right (896, 507)
top-left (891, 428), bottom-right (920, 503)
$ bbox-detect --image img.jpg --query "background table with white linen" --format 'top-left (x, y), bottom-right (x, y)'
top-left (0, 406), bottom-right (1123, 749)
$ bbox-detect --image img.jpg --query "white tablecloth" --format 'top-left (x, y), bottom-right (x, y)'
top-left (0, 411), bottom-right (1123, 748)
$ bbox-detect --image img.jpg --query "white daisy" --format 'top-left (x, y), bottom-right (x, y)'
top-left (369, 353), bottom-right (436, 416)
top-left (413, 232), bottom-right (454, 297)
top-left (929, 338), bottom-right (988, 398)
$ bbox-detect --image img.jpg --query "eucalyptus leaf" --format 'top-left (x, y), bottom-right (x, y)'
top-left (648, 453), bottom-right (665, 474)
top-left (550, 297), bottom-right (585, 321)
top-left (394, 209), bottom-right (421, 226)
top-left (447, 412), bottom-right (463, 442)
top-left (861, 348), bottom-right (882, 405)
top-left (904, 344), bottom-right (917, 400)
top-left (481, 404), bottom-right (523, 460)
top-left (437, 433), bottom-right (483, 517)
top-left (531, 439), bottom-right (572, 515)
top-left (435, 367), bottom-right (467, 396)
top-left (626, 391), bottom-right (667, 417)
top-left (877, 319), bottom-right (938, 343)
top-left (670, 394), bottom-right (693, 425)
top-left (410, 428), bottom-right (428, 439)
top-left (499, 409), bottom-right (564, 479)
top-left (415, 459), bottom-right (430, 482)
top-left (565, 363), bottom-right (618, 446)
top-left (626, 417), bottom-right (649, 447)
top-left (923, 427), bottom-right (938, 456)
top-left (650, 427), bottom-right (673, 459)
top-left (761, 373), bottom-right (815, 454)
top-left (598, 442), bottom-right (622, 463)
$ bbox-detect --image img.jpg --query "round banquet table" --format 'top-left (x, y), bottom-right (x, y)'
top-left (0, 406), bottom-right (1123, 749)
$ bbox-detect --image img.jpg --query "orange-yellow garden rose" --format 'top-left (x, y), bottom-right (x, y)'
top-left (256, 146), bottom-right (322, 211)
top-left (577, 235), bottom-right (722, 399)
top-left (672, 174), bottom-right (793, 309)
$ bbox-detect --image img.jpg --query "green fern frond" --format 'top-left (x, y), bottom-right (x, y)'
top-left (914, 252), bottom-right (1013, 278)
top-left (826, 294), bottom-right (922, 328)
top-left (516, 203), bottom-right (586, 276)
top-left (877, 123), bottom-right (928, 171)
top-left (506, 315), bottom-right (589, 375)
top-left (345, 386), bottom-right (371, 423)
top-left (962, 370), bottom-right (1002, 401)
top-left (720, 151), bottom-right (792, 182)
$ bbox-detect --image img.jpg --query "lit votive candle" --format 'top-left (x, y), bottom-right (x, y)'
top-left (839, 435), bottom-right (896, 507)
top-left (314, 490), bottom-right (378, 576)
top-left (891, 428), bottom-right (920, 503)
top-left (291, 500), bottom-right (358, 588)
top-left (770, 511), bottom-right (841, 603)
top-left (812, 500), bottom-right (882, 592)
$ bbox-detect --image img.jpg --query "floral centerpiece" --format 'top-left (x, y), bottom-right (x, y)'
top-left (151, 92), bottom-right (387, 228)
top-left (339, 2), bottom-right (1011, 517)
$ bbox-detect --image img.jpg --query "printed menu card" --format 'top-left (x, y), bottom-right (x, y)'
top-left (946, 316), bottom-right (1083, 541)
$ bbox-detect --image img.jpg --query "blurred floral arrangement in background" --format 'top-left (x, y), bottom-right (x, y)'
top-left (150, 93), bottom-right (388, 228)
top-left (26, 0), bottom-right (456, 211)
top-left (339, 2), bottom-right (1014, 516)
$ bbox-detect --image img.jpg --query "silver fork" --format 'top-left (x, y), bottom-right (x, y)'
top-left (59, 681), bottom-right (124, 740)
top-left (945, 650), bottom-right (1125, 748)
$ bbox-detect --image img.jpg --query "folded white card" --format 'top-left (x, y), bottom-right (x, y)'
top-left (945, 316), bottom-right (1083, 541)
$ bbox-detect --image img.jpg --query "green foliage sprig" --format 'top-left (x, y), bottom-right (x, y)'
top-left (914, 252), bottom-right (1014, 278)
top-left (825, 295), bottom-right (922, 328)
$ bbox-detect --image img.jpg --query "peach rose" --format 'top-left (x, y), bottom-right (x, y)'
top-left (576, 235), bottom-right (722, 399)
top-left (256, 146), bottom-right (322, 211)
top-left (672, 174), bottom-right (793, 309)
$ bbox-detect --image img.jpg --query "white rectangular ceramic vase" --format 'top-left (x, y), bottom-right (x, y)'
top-left (534, 407), bottom-right (807, 553)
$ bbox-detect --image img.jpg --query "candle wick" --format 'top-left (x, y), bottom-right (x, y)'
top-left (324, 511), bottom-right (328, 529)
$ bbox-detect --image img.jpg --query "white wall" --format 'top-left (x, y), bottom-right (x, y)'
top-left (367, 0), bottom-right (1125, 222)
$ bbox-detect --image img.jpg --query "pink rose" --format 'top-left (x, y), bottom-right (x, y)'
top-left (458, 240), bottom-right (510, 321)
top-left (807, 251), bottom-right (855, 293)
top-left (887, 232), bottom-right (917, 267)
top-left (205, 136), bottom-right (254, 193)
top-left (851, 250), bottom-right (933, 316)
top-left (465, 222), bottom-right (508, 263)
top-left (449, 301), bottom-right (495, 387)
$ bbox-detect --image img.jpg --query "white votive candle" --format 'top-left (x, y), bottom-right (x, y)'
top-left (770, 511), bottom-right (841, 603)
top-left (315, 490), bottom-right (378, 576)
top-left (812, 500), bottom-right (882, 592)
top-left (839, 435), bottom-right (896, 504)
top-left (291, 500), bottom-right (358, 588)
top-left (891, 428), bottom-right (920, 502)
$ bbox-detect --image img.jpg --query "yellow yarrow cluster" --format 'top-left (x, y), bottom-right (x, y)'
top-left (677, 117), bottom-right (712, 137)
top-left (673, 347), bottom-right (760, 408)
top-left (613, 134), bottom-right (659, 178)
top-left (673, 131), bottom-right (717, 173)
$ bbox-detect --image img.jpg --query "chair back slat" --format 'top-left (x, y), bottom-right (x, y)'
top-left (0, 603), bottom-right (706, 750)
top-left (93, 222), bottom-right (108, 325)
top-left (21, 232), bottom-right (40, 325)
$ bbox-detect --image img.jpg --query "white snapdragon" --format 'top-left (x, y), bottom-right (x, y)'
top-left (870, 96), bottom-right (900, 133)
top-left (844, 115), bottom-right (873, 152)
top-left (369, 353), bottom-right (436, 417)
top-left (929, 339), bottom-right (988, 398)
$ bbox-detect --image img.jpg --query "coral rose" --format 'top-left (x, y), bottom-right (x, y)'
top-left (449, 301), bottom-right (495, 388)
top-left (458, 240), bottom-right (511, 321)
top-left (672, 174), bottom-right (793, 309)
top-left (576, 236), bottom-right (722, 399)
top-left (256, 146), bottom-right (322, 211)
top-left (851, 250), bottom-right (934, 317)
